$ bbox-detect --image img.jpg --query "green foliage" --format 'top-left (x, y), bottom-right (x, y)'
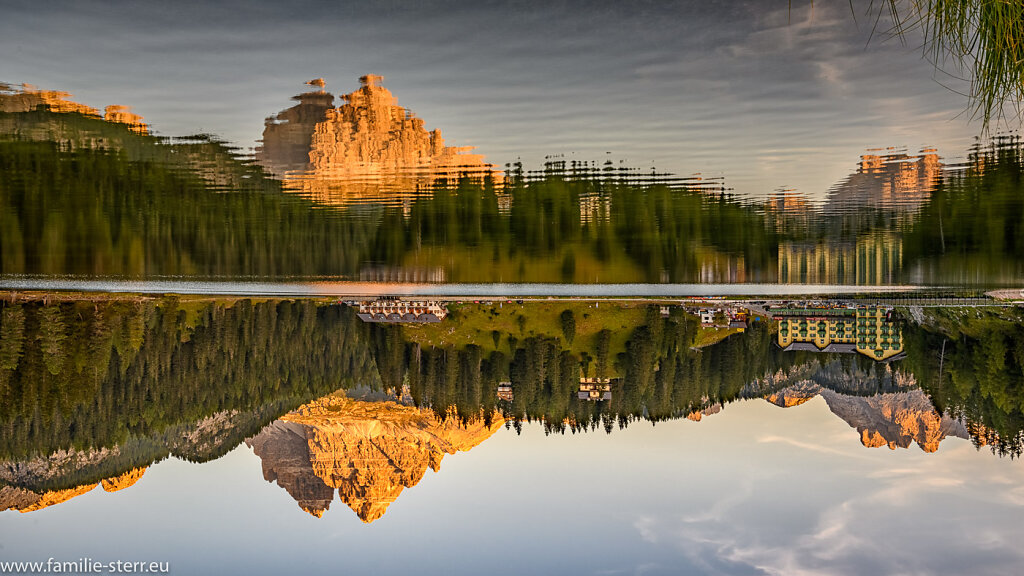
top-left (0, 298), bottom-right (376, 463)
top-left (7, 297), bottom-right (1024, 494)
top-left (0, 110), bottom-right (782, 283)
top-left (0, 139), bottom-right (378, 278)
top-left (878, 0), bottom-right (1024, 127)
top-left (36, 305), bottom-right (67, 376)
top-left (595, 329), bottom-right (612, 378)
top-left (7, 107), bottom-right (1024, 290)
top-left (902, 138), bottom-right (1024, 281)
top-left (0, 303), bottom-right (25, 372)
top-left (559, 309), bottom-right (576, 345)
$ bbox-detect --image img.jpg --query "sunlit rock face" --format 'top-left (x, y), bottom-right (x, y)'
top-left (825, 148), bottom-right (942, 214)
top-left (100, 467), bottom-right (148, 492)
top-left (11, 484), bottom-right (98, 513)
top-left (819, 388), bottom-right (968, 452)
top-left (103, 105), bottom-right (148, 134)
top-left (308, 74), bottom-right (491, 176)
top-left (0, 467), bottom-right (147, 513)
top-left (0, 84), bottom-right (148, 134)
top-left (685, 403), bottom-right (722, 422)
top-left (257, 75), bottom-right (499, 206)
top-left (0, 83), bottom-right (99, 116)
top-left (246, 393), bottom-right (504, 522)
top-left (766, 383), bottom-right (969, 452)
top-left (765, 381), bottom-right (819, 408)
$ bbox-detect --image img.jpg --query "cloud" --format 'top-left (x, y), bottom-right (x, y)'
top-left (628, 445), bottom-right (1024, 576)
top-left (681, 479), bottom-right (754, 524)
top-left (756, 434), bottom-right (869, 459)
top-left (634, 515), bottom-right (660, 544)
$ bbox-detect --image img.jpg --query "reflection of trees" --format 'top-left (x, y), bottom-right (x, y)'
top-left (0, 298), bottom-right (376, 469)
top-left (6, 105), bottom-right (1024, 286)
top-left (0, 138), bottom-right (378, 278)
top-left (1, 109), bottom-right (782, 283)
top-left (903, 138), bottom-right (1024, 283)
top-left (0, 304), bottom-right (25, 371)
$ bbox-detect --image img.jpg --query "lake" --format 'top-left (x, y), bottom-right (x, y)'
top-left (2, 2), bottom-right (1023, 575)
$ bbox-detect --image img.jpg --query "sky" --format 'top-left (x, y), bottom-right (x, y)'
top-left (0, 0), bottom-right (998, 197)
top-left (3, 397), bottom-right (1023, 575)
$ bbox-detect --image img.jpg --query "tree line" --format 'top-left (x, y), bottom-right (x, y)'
top-left (3, 297), bottom-right (1023, 492)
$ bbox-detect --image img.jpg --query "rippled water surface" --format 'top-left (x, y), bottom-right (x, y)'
top-left (2, 1), bottom-right (1024, 574)
top-left (2, 73), bottom-right (1024, 288)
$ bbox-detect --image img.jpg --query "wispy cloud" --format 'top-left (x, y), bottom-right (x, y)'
top-left (681, 479), bottom-right (754, 524)
top-left (628, 446), bottom-right (1024, 576)
top-left (756, 434), bottom-right (868, 459)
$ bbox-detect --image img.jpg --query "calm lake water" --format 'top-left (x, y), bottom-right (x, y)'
top-left (1, 297), bottom-right (1023, 576)
top-left (2, 1), bottom-right (1024, 575)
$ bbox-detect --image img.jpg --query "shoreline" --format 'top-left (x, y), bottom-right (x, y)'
top-left (2, 288), bottom-right (1017, 312)
top-left (0, 279), bottom-right (1014, 301)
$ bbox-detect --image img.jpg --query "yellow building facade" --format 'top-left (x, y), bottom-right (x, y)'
top-left (776, 306), bottom-right (903, 361)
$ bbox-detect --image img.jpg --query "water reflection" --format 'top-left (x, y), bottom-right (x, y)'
top-left (257, 75), bottom-right (500, 209)
top-left (1, 80), bottom-right (1024, 286)
top-left (0, 83), bottom-right (148, 134)
top-left (2, 295), bottom-right (1021, 521)
top-left (825, 148), bottom-right (942, 214)
top-left (777, 233), bottom-right (904, 285)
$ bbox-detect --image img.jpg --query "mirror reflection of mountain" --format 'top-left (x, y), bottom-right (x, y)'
top-left (0, 83), bottom-right (148, 135)
top-left (257, 75), bottom-right (500, 208)
top-left (769, 140), bottom-right (1024, 285)
top-left (3, 295), bottom-right (1022, 518)
top-left (824, 148), bottom-right (942, 215)
top-left (770, 148), bottom-right (941, 285)
top-left (2, 81), bottom-right (1024, 284)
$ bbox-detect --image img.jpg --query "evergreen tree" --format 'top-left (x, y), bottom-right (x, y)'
top-left (560, 309), bottom-right (576, 345)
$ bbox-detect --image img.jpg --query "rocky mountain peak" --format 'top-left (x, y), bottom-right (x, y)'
top-left (765, 383), bottom-right (969, 452)
top-left (257, 75), bottom-right (497, 190)
top-left (247, 393), bottom-right (504, 522)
